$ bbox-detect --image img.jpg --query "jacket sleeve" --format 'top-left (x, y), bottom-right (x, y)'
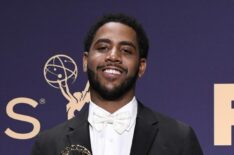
top-left (181, 127), bottom-right (203, 155)
top-left (31, 137), bottom-right (44, 155)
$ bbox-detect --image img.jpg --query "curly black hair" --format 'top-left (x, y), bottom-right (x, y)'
top-left (84, 13), bottom-right (149, 59)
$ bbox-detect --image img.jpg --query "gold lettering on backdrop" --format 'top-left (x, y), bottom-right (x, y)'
top-left (5, 97), bottom-right (41, 139)
top-left (214, 84), bottom-right (234, 145)
top-left (4, 54), bottom-right (90, 140)
top-left (44, 54), bottom-right (90, 119)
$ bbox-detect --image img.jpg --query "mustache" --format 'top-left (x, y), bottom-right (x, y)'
top-left (96, 63), bottom-right (128, 73)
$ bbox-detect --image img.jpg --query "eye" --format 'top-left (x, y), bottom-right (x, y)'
top-left (98, 46), bottom-right (108, 51)
top-left (121, 46), bottom-right (133, 54)
top-left (96, 43), bottom-right (109, 52)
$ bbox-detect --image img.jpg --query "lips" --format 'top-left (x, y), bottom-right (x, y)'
top-left (99, 65), bottom-right (126, 80)
top-left (103, 68), bottom-right (122, 75)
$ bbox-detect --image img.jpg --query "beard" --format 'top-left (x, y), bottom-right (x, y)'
top-left (87, 66), bottom-right (139, 101)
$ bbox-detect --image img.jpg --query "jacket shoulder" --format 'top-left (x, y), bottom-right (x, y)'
top-left (139, 103), bottom-right (191, 135)
top-left (142, 106), bottom-right (203, 154)
top-left (154, 111), bottom-right (191, 135)
top-left (31, 117), bottom-right (76, 155)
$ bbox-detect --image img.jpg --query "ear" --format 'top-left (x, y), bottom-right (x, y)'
top-left (83, 52), bottom-right (88, 72)
top-left (138, 58), bottom-right (147, 78)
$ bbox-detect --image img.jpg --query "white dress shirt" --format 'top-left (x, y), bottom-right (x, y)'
top-left (88, 97), bottom-right (138, 155)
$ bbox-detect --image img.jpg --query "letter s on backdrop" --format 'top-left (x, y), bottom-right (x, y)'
top-left (5, 97), bottom-right (41, 140)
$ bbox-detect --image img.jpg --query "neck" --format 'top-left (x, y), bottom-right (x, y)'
top-left (90, 88), bottom-right (135, 113)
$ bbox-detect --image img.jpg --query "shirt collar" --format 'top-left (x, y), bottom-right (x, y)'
top-left (88, 97), bottom-right (138, 131)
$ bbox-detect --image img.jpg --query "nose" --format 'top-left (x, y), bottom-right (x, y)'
top-left (105, 47), bottom-right (122, 63)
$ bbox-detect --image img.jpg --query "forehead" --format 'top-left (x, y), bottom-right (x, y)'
top-left (92, 22), bottom-right (138, 45)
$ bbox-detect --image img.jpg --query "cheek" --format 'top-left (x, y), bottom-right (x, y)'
top-left (86, 57), bottom-right (95, 70)
top-left (88, 52), bottom-right (104, 63)
top-left (125, 62), bottom-right (140, 75)
top-left (87, 55), bottom-right (104, 71)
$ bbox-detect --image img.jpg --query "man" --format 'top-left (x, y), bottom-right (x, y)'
top-left (31, 14), bottom-right (203, 155)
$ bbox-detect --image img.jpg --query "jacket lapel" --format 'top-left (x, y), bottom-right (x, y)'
top-left (65, 104), bottom-right (92, 154)
top-left (64, 102), bottom-right (163, 155)
top-left (130, 102), bottom-right (159, 155)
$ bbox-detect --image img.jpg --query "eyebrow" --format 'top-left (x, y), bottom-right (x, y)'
top-left (94, 38), bottom-right (137, 50)
top-left (119, 41), bottom-right (137, 50)
top-left (93, 38), bottom-right (111, 45)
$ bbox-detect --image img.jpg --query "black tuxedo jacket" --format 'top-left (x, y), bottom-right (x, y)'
top-left (31, 102), bottom-right (203, 155)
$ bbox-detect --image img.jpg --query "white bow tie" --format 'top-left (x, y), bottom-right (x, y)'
top-left (92, 111), bottom-right (131, 134)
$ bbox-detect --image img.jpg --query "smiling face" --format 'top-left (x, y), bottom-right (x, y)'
top-left (83, 22), bottom-right (146, 101)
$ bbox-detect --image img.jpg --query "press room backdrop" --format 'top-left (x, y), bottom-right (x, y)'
top-left (1, 0), bottom-right (234, 154)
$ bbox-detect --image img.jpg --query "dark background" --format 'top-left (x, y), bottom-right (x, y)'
top-left (1, 0), bottom-right (234, 154)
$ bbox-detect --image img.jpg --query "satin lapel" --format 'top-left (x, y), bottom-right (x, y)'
top-left (65, 104), bottom-right (92, 153)
top-left (130, 102), bottom-right (159, 155)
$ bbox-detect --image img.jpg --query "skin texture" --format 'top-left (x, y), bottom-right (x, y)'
top-left (83, 22), bottom-right (147, 113)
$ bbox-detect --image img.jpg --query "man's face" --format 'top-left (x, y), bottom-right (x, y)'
top-left (83, 22), bottom-right (146, 100)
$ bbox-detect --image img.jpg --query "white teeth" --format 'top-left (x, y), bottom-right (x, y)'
top-left (104, 69), bottom-right (121, 75)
